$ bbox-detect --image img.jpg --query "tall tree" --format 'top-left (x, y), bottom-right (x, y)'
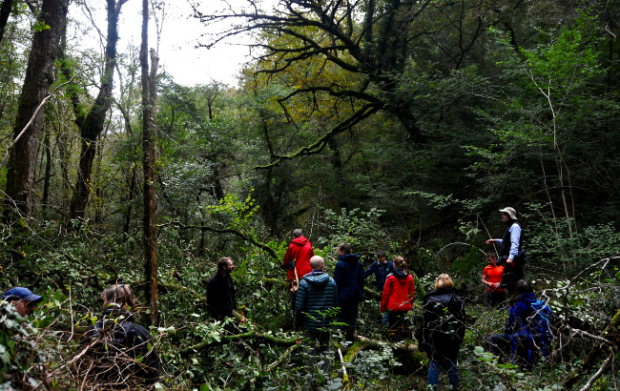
top-left (0, 0), bottom-right (15, 44)
top-left (69, 0), bottom-right (129, 220)
top-left (141, 0), bottom-right (159, 326)
top-left (195, 0), bottom-right (523, 170)
top-left (4, 0), bottom-right (68, 218)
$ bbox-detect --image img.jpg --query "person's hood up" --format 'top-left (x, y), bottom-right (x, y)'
top-left (424, 287), bottom-right (457, 305)
top-left (339, 253), bottom-right (361, 263)
top-left (303, 270), bottom-right (330, 287)
top-left (516, 291), bottom-right (536, 304)
top-left (291, 236), bottom-right (310, 247)
top-left (391, 268), bottom-right (410, 281)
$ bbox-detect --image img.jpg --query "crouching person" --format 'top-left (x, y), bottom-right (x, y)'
top-left (295, 256), bottom-right (338, 378)
top-left (79, 284), bottom-right (160, 389)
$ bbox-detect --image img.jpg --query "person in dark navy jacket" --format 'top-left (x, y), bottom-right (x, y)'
top-left (364, 251), bottom-right (394, 326)
top-left (363, 251), bottom-right (394, 292)
top-left (333, 242), bottom-right (364, 342)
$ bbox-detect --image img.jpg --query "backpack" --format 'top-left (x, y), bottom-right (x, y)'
top-left (511, 299), bottom-right (554, 364)
top-left (527, 300), bottom-right (554, 355)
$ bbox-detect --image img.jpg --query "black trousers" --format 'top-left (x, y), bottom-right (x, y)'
top-left (302, 330), bottom-right (332, 375)
top-left (485, 291), bottom-right (505, 307)
top-left (487, 332), bottom-right (533, 366)
top-left (487, 332), bottom-right (511, 357)
top-left (337, 301), bottom-right (359, 341)
top-left (388, 311), bottom-right (407, 342)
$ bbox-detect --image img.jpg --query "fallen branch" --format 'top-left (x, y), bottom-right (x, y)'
top-left (343, 335), bottom-right (425, 363)
top-left (355, 335), bottom-right (419, 353)
top-left (563, 308), bottom-right (620, 390)
top-left (265, 344), bottom-right (301, 371)
top-left (364, 287), bottom-right (381, 300)
top-left (180, 330), bottom-right (298, 356)
top-left (158, 221), bottom-right (277, 259)
top-left (578, 354), bottom-right (613, 391)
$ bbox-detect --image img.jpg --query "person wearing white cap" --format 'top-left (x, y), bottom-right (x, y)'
top-left (485, 207), bottom-right (525, 295)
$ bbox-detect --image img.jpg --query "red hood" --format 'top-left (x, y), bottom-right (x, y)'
top-left (291, 236), bottom-right (310, 247)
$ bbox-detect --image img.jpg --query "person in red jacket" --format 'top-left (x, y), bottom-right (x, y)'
top-left (380, 256), bottom-right (415, 342)
top-left (282, 229), bottom-right (314, 281)
top-left (282, 229), bottom-right (314, 314)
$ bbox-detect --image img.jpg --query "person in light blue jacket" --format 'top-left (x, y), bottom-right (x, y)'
top-left (486, 207), bottom-right (526, 295)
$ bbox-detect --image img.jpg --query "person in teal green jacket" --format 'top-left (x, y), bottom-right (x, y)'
top-left (295, 255), bottom-right (338, 376)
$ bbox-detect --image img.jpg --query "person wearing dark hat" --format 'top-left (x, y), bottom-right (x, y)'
top-left (2, 287), bottom-right (43, 317)
top-left (486, 207), bottom-right (525, 295)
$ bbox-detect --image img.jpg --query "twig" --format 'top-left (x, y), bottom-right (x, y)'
top-left (1, 76), bottom-right (76, 168)
top-left (265, 344), bottom-right (301, 371)
top-left (435, 242), bottom-right (487, 259)
top-left (579, 354), bottom-right (613, 391)
top-left (68, 285), bottom-right (74, 342)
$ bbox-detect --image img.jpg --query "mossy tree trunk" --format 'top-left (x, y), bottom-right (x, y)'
top-left (4, 0), bottom-right (68, 219)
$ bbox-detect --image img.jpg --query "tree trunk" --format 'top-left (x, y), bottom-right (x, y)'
top-left (116, 102), bottom-right (137, 241)
top-left (328, 136), bottom-right (348, 210)
top-left (42, 127), bottom-right (52, 216)
top-left (0, 0), bottom-right (15, 45)
top-left (4, 0), bottom-right (68, 219)
top-left (141, 0), bottom-right (159, 326)
top-left (70, 0), bottom-right (125, 221)
top-left (123, 168), bottom-right (136, 240)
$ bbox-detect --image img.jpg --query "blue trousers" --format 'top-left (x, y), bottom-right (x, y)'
top-left (427, 358), bottom-right (458, 391)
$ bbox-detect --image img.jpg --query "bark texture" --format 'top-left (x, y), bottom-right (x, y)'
top-left (141, 0), bottom-right (159, 326)
top-left (4, 0), bottom-right (68, 218)
top-left (0, 0), bottom-right (15, 44)
top-left (70, 0), bottom-right (126, 220)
